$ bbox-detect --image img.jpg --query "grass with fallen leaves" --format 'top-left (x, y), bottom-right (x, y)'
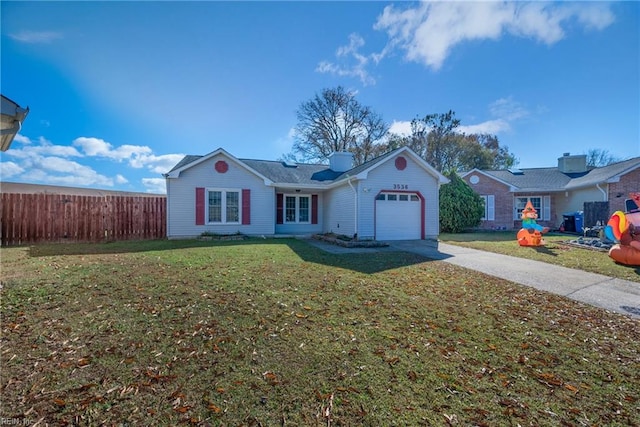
top-left (1, 238), bottom-right (639, 426)
top-left (440, 231), bottom-right (640, 283)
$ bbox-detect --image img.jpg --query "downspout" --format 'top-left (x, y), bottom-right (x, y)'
top-left (596, 183), bottom-right (608, 201)
top-left (346, 175), bottom-right (358, 240)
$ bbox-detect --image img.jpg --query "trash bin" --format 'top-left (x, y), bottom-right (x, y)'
top-left (574, 211), bottom-right (583, 234)
top-left (563, 213), bottom-right (576, 232)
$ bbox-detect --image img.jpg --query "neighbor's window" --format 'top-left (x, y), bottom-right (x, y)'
top-left (515, 196), bottom-right (549, 220)
top-left (285, 195), bottom-right (310, 223)
top-left (481, 195), bottom-right (495, 221)
top-left (208, 189), bottom-right (240, 223)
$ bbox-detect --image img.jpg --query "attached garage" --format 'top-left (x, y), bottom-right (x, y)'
top-left (375, 192), bottom-right (424, 240)
top-left (166, 146), bottom-right (448, 241)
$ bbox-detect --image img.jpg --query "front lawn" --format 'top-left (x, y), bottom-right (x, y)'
top-left (1, 239), bottom-right (638, 426)
top-left (440, 231), bottom-right (640, 283)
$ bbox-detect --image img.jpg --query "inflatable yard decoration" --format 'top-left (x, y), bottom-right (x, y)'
top-left (606, 192), bottom-right (640, 266)
top-left (517, 201), bottom-right (550, 246)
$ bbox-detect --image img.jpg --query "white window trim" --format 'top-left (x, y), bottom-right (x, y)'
top-left (207, 188), bottom-right (241, 224)
top-left (481, 195), bottom-right (495, 221)
top-left (376, 192), bottom-right (420, 201)
top-left (514, 195), bottom-right (549, 221)
top-left (284, 194), bottom-right (311, 224)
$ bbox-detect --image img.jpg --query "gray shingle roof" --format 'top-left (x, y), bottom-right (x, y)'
top-left (564, 157), bottom-right (640, 189)
top-left (480, 157), bottom-right (640, 191)
top-left (166, 147), bottom-right (415, 186)
top-left (168, 155), bottom-right (201, 173)
top-left (240, 159), bottom-right (338, 185)
top-left (482, 168), bottom-right (575, 191)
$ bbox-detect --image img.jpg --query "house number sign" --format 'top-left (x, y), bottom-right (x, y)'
top-left (393, 184), bottom-right (408, 190)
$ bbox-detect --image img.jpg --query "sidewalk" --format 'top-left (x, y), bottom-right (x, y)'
top-left (305, 238), bottom-right (640, 319)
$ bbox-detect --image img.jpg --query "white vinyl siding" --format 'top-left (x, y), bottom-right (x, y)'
top-left (323, 184), bottom-right (356, 237)
top-left (354, 154), bottom-right (441, 240)
top-left (165, 154), bottom-right (274, 238)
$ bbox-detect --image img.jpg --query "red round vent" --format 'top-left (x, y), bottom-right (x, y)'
top-left (215, 160), bottom-right (229, 173)
top-left (395, 156), bottom-right (407, 171)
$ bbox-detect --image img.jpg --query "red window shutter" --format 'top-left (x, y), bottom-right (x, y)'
top-left (311, 194), bottom-right (318, 224)
top-left (242, 189), bottom-right (251, 225)
top-left (195, 187), bottom-right (205, 225)
top-left (276, 193), bottom-right (283, 224)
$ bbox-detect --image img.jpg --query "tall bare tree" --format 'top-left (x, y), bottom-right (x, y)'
top-left (291, 86), bottom-right (388, 165)
top-left (585, 148), bottom-right (620, 167)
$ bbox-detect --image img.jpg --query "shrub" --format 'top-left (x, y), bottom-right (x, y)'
top-left (439, 171), bottom-right (484, 233)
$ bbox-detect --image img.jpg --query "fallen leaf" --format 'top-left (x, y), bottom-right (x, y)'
top-left (564, 384), bottom-right (579, 393)
top-left (386, 356), bottom-right (400, 366)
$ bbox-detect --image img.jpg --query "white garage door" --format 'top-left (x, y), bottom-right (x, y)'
top-left (375, 192), bottom-right (422, 240)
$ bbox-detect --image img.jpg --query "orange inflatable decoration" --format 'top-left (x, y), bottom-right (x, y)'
top-left (606, 192), bottom-right (640, 266)
top-left (517, 201), bottom-right (549, 246)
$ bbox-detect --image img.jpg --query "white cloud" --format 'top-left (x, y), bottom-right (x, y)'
top-left (142, 178), bottom-right (166, 194)
top-left (458, 119), bottom-right (510, 135)
top-left (0, 161), bottom-right (25, 178)
top-left (6, 143), bottom-right (82, 159)
top-left (374, 1), bottom-right (615, 70)
top-left (72, 137), bottom-right (178, 173)
top-left (13, 134), bottom-right (32, 144)
top-left (136, 153), bottom-right (185, 174)
top-left (1, 134), bottom-right (183, 191)
top-left (73, 137), bottom-right (152, 162)
top-left (388, 120), bottom-right (413, 137)
top-left (316, 33), bottom-right (377, 85)
top-left (388, 96), bottom-right (528, 138)
top-left (273, 128), bottom-right (296, 155)
top-left (489, 97), bottom-right (529, 122)
top-left (9, 30), bottom-right (63, 44)
top-left (13, 154), bottom-right (115, 187)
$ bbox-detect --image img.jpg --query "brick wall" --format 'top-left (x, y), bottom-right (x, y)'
top-left (608, 167), bottom-right (640, 214)
top-left (464, 172), bottom-right (557, 231)
top-left (464, 172), bottom-right (515, 230)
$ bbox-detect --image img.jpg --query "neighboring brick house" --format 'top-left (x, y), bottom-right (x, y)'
top-left (461, 153), bottom-right (640, 232)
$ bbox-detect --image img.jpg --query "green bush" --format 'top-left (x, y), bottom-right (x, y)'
top-left (439, 171), bottom-right (484, 233)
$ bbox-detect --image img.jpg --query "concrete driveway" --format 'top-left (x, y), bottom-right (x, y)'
top-left (304, 237), bottom-right (640, 319)
top-left (388, 240), bottom-right (640, 319)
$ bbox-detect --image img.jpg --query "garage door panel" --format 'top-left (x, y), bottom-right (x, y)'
top-left (375, 193), bottom-right (421, 240)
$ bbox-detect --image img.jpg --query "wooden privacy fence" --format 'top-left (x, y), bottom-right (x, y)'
top-left (1, 193), bottom-right (166, 246)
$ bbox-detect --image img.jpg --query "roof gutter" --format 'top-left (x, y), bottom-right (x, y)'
top-left (346, 174), bottom-right (358, 240)
top-left (1, 95), bottom-right (29, 151)
top-left (596, 183), bottom-right (608, 201)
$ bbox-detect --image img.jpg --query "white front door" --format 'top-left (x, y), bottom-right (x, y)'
top-left (375, 192), bottom-right (422, 240)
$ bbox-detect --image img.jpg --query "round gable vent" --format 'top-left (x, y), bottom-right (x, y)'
top-left (395, 156), bottom-right (407, 171)
top-left (215, 160), bottom-right (229, 173)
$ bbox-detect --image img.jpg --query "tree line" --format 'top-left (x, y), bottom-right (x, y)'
top-left (287, 86), bottom-right (621, 232)
top-left (288, 86), bottom-right (517, 174)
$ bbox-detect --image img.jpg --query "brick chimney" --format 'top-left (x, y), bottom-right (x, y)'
top-left (557, 153), bottom-right (587, 173)
top-left (329, 152), bottom-right (353, 172)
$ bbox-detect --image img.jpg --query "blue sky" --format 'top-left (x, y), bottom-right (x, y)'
top-left (1, 1), bottom-right (638, 194)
